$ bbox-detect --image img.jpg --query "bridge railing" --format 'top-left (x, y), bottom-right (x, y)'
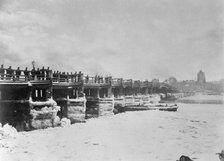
top-left (111, 78), bottom-right (123, 86)
top-left (123, 79), bottom-right (133, 87)
top-left (52, 73), bottom-right (83, 83)
top-left (0, 68), bottom-right (52, 82)
top-left (140, 81), bottom-right (149, 88)
top-left (83, 76), bottom-right (111, 84)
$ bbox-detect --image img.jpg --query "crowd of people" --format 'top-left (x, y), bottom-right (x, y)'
top-left (52, 71), bottom-right (83, 82)
top-left (0, 65), bottom-right (51, 81)
top-left (0, 64), bottom-right (112, 84)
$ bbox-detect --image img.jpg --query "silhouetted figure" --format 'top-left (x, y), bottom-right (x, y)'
top-left (86, 75), bottom-right (89, 83)
top-left (78, 71), bottom-right (82, 82)
top-left (6, 66), bottom-right (13, 80)
top-left (36, 68), bottom-right (41, 80)
top-left (80, 72), bottom-right (83, 82)
top-left (97, 75), bottom-right (100, 83)
top-left (24, 67), bottom-right (29, 81)
top-left (66, 72), bottom-right (70, 82)
top-left (31, 67), bottom-right (36, 80)
top-left (95, 75), bottom-right (97, 83)
top-left (100, 76), bottom-right (103, 83)
top-left (74, 72), bottom-right (77, 82)
top-left (70, 72), bottom-right (74, 82)
top-left (217, 150), bottom-right (224, 161)
top-left (58, 71), bottom-right (61, 81)
top-left (105, 76), bottom-right (108, 83)
top-left (61, 72), bottom-right (66, 82)
top-left (45, 67), bottom-right (50, 79)
top-left (177, 155), bottom-right (193, 161)
top-left (0, 64), bottom-right (4, 80)
top-left (56, 71), bottom-right (60, 81)
top-left (40, 67), bottom-right (45, 80)
top-left (15, 67), bottom-right (21, 80)
top-left (52, 71), bottom-right (57, 82)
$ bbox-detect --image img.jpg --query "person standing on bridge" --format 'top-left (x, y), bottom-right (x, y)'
top-left (24, 67), bottom-right (29, 81)
top-left (40, 67), bottom-right (45, 80)
top-left (74, 72), bottom-right (77, 82)
top-left (86, 75), bottom-right (89, 83)
top-left (36, 68), bottom-right (41, 80)
top-left (15, 67), bottom-right (21, 80)
top-left (66, 72), bottom-right (70, 82)
top-left (70, 72), bottom-right (74, 82)
top-left (95, 75), bottom-right (98, 83)
top-left (52, 71), bottom-right (57, 82)
top-left (6, 66), bottom-right (13, 80)
top-left (0, 64), bottom-right (4, 80)
top-left (78, 71), bottom-right (82, 82)
top-left (31, 67), bottom-right (36, 80)
top-left (45, 67), bottom-right (50, 80)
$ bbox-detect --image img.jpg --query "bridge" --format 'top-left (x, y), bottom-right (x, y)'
top-left (0, 66), bottom-right (173, 130)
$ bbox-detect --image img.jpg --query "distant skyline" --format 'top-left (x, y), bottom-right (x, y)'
top-left (0, 0), bottom-right (223, 81)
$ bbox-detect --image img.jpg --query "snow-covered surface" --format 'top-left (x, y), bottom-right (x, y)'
top-left (0, 104), bottom-right (223, 161)
top-left (180, 94), bottom-right (223, 101)
top-left (178, 94), bottom-right (224, 104)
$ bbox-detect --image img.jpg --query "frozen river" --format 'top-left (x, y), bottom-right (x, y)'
top-left (0, 103), bottom-right (224, 161)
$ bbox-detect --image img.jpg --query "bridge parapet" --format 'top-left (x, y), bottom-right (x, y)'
top-left (140, 80), bottom-right (149, 88)
top-left (112, 78), bottom-right (123, 87)
top-left (83, 75), bottom-right (112, 87)
top-left (0, 67), bottom-right (52, 83)
top-left (52, 72), bottom-right (83, 84)
top-left (132, 80), bottom-right (140, 88)
top-left (123, 79), bottom-right (133, 88)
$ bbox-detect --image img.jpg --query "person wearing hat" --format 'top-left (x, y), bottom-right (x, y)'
top-left (40, 66), bottom-right (45, 80)
top-left (15, 67), bottom-right (21, 80)
top-left (217, 150), bottom-right (224, 161)
top-left (31, 67), bottom-right (36, 80)
top-left (6, 66), bottom-right (13, 80)
top-left (0, 64), bottom-right (4, 80)
top-left (24, 67), bottom-right (29, 81)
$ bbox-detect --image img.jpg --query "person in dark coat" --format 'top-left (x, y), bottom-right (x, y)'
top-left (95, 75), bottom-right (97, 83)
top-left (6, 66), bottom-right (13, 80)
top-left (74, 72), bottom-right (77, 82)
top-left (45, 67), bottom-right (50, 79)
top-left (70, 72), bottom-right (74, 82)
top-left (15, 67), bottom-right (21, 80)
top-left (66, 72), bottom-right (70, 82)
top-left (24, 67), bottom-right (29, 81)
top-left (36, 68), bottom-right (41, 80)
top-left (0, 64), bottom-right (4, 80)
top-left (61, 72), bottom-right (66, 82)
top-left (56, 71), bottom-right (60, 82)
top-left (52, 71), bottom-right (57, 82)
top-left (31, 67), bottom-right (36, 80)
top-left (97, 75), bottom-right (100, 83)
top-left (217, 150), bottom-right (224, 161)
top-left (105, 76), bottom-right (108, 84)
top-left (40, 67), bottom-right (45, 80)
top-left (86, 75), bottom-right (89, 83)
top-left (78, 71), bottom-right (82, 82)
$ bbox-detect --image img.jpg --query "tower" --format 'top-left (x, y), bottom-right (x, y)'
top-left (197, 70), bottom-right (206, 83)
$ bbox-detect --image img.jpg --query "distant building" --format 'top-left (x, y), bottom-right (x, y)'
top-left (197, 70), bottom-right (206, 83)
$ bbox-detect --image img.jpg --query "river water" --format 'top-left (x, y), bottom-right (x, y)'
top-left (0, 103), bottom-right (223, 161)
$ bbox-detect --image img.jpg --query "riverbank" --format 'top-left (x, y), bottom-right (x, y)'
top-left (0, 103), bottom-right (223, 161)
top-left (177, 94), bottom-right (224, 104)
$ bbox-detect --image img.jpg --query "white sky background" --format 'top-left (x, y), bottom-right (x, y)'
top-left (0, 0), bottom-right (223, 81)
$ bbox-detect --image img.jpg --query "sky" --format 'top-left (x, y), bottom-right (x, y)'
top-left (0, 0), bottom-right (223, 81)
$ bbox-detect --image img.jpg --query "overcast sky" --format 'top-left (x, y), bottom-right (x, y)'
top-left (0, 0), bottom-right (223, 81)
